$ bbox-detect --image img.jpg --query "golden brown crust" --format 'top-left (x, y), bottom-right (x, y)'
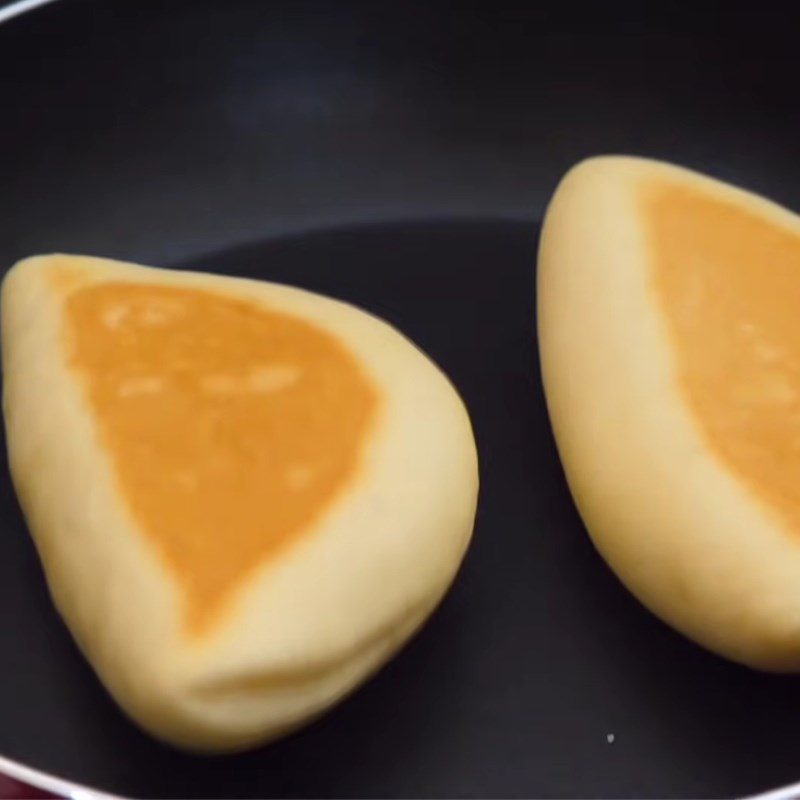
top-left (64, 280), bottom-right (380, 636)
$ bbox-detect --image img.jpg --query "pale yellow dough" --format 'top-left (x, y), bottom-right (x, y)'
top-left (1, 254), bottom-right (478, 750)
top-left (539, 155), bottom-right (800, 671)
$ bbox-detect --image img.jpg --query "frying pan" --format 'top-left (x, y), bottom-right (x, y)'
top-left (2, 1), bottom-right (800, 797)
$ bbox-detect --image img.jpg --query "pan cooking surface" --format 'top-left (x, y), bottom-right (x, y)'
top-left (1, 221), bottom-right (800, 799)
top-left (2, 2), bottom-right (800, 797)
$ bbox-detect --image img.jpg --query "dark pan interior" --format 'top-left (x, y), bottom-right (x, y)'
top-left (1, 2), bottom-right (800, 797)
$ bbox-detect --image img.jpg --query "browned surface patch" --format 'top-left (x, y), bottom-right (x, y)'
top-left (647, 180), bottom-right (800, 531)
top-left (64, 280), bottom-right (378, 635)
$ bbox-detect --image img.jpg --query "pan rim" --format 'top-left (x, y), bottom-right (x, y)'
top-left (0, 0), bottom-right (60, 26)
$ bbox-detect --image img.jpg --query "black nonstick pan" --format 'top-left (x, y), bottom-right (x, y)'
top-left (2, 1), bottom-right (800, 797)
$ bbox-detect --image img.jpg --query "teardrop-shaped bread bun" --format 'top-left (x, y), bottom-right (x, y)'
top-left (1, 254), bottom-right (478, 750)
top-left (539, 156), bottom-right (800, 671)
